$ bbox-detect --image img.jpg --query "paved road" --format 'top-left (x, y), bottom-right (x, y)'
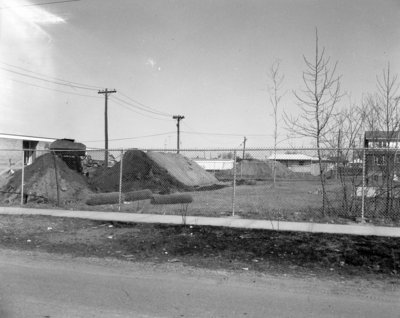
top-left (0, 250), bottom-right (399, 318)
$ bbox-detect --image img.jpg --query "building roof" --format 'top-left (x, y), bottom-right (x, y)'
top-left (267, 153), bottom-right (319, 161)
top-left (193, 159), bottom-right (234, 163)
top-left (364, 131), bottom-right (400, 140)
top-left (0, 133), bottom-right (56, 143)
top-left (194, 159), bottom-right (234, 170)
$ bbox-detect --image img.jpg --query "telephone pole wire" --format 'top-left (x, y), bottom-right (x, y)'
top-left (98, 88), bottom-right (117, 167)
top-left (172, 115), bottom-right (184, 154)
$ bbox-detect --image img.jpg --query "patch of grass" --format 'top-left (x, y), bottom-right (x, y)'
top-left (3, 178), bottom-right (397, 224)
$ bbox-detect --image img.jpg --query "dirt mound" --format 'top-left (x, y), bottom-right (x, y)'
top-left (1, 153), bottom-right (92, 204)
top-left (146, 152), bottom-right (219, 187)
top-left (89, 150), bottom-right (220, 193)
top-left (216, 159), bottom-right (299, 180)
top-left (89, 150), bottom-right (187, 193)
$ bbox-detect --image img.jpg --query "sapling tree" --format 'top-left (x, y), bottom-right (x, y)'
top-left (268, 60), bottom-right (285, 187)
top-left (284, 29), bottom-right (342, 216)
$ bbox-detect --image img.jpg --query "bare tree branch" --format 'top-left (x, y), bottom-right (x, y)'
top-left (285, 29), bottom-right (342, 215)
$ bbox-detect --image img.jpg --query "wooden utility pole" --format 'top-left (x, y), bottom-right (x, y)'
top-left (242, 136), bottom-right (247, 159)
top-left (173, 115), bottom-right (184, 154)
top-left (98, 88), bottom-right (117, 167)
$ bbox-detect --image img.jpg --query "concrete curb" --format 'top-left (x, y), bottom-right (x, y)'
top-left (1, 206), bottom-right (400, 237)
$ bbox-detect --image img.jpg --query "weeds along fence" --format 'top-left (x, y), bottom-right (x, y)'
top-left (1, 146), bottom-right (400, 225)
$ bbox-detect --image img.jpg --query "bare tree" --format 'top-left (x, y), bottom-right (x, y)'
top-left (268, 60), bottom-right (285, 187)
top-left (325, 97), bottom-right (366, 160)
top-left (363, 64), bottom-right (400, 217)
top-left (285, 29), bottom-right (342, 215)
top-left (325, 99), bottom-right (366, 216)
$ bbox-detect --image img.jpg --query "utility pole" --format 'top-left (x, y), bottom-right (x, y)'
top-left (242, 136), bottom-right (247, 159)
top-left (173, 115), bottom-right (184, 154)
top-left (98, 88), bottom-right (117, 167)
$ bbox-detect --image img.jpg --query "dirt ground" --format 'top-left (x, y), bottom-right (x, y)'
top-left (1, 153), bottom-right (92, 205)
top-left (88, 149), bottom-right (220, 194)
top-left (0, 214), bottom-right (399, 281)
top-left (146, 151), bottom-right (219, 187)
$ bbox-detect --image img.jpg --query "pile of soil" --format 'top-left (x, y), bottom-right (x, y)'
top-left (89, 150), bottom-right (188, 193)
top-left (147, 152), bottom-right (219, 187)
top-left (0, 153), bottom-right (92, 204)
top-left (216, 159), bottom-right (300, 180)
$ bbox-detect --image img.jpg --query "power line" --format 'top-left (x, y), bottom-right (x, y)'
top-left (0, 61), bottom-right (101, 90)
top-left (0, 62), bottom-right (173, 119)
top-left (10, 78), bottom-right (102, 98)
top-left (112, 95), bottom-right (171, 117)
top-left (181, 131), bottom-right (270, 137)
top-left (118, 91), bottom-right (172, 117)
top-left (82, 132), bottom-right (176, 143)
top-left (0, 66), bottom-right (99, 91)
top-left (182, 122), bottom-right (215, 144)
top-left (110, 98), bottom-right (171, 121)
top-left (0, 0), bottom-right (80, 10)
top-left (111, 95), bottom-right (172, 117)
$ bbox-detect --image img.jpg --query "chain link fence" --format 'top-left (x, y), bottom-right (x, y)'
top-left (1, 146), bottom-right (400, 225)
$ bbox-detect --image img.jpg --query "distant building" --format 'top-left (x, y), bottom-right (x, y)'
top-left (267, 153), bottom-right (319, 167)
top-left (193, 159), bottom-right (234, 171)
top-left (364, 131), bottom-right (400, 149)
top-left (0, 133), bottom-right (56, 174)
top-left (364, 131), bottom-right (400, 184)
top-left (85, 151), bottom-right (117, 167)
top-left (267, 153), bottom-right (331, 175)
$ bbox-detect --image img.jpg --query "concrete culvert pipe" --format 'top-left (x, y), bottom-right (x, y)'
top-left (151, 193), bottom-right (193, 205)
top-left (86, 192), bottom-right (120, 206)
top-left (124, 189), bottom-right (152, 202)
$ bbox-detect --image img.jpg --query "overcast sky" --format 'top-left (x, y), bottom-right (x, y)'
top-left (0, 0), bottom-right (399, 149)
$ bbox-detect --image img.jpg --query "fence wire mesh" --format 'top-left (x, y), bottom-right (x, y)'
top-left (1, 146), bottom-right (400, 225)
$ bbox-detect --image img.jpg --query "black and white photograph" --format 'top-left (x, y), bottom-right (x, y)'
top-left (0, 0), bottom-right (399, 317)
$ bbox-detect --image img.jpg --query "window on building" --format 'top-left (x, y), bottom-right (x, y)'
top-left (374, 155), bottom-right (387, 165)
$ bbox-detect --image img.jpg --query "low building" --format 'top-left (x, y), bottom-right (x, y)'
top-left (266, 153), bottom-right (319, 173)
top-left (267, 153), bottom-right (319, 166)
top-left (266, 153), bottom-right (334, 175)
top-left (193, 159), bottom-right (234, 171)
top-left (364, 131), bottom-right (400, 184)
top-left (0, 133), bottom-right (56, 174)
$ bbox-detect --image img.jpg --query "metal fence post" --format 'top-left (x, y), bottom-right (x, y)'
top-left (52, 152), bottom-right (60, 207)
top-left (118, 149), bottom-right (124, 211)
top-left (361, 148), bottom-right (366, 223)
top-left (232, 150), bottom-right (237, 216)
top-left (20, 151), bottom-right (25, 206)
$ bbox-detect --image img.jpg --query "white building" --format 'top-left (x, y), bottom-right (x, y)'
top-left (0, 133), bottom-right (56, 173)
top-left (193, 159), bottom-right (234, 171)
